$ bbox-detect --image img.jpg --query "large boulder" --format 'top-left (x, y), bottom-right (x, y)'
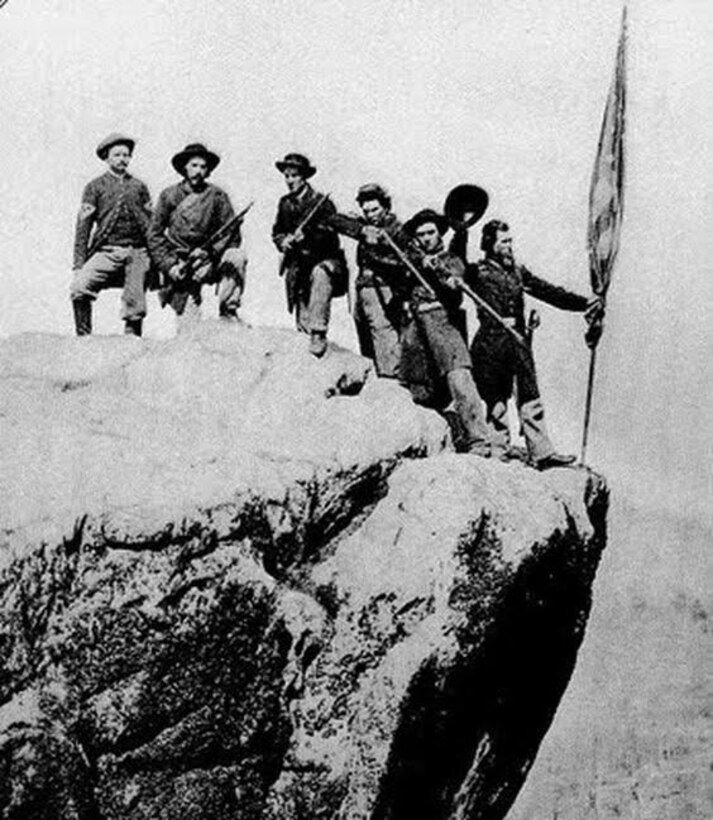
top-left (0, 323), bottom-right (607, 819)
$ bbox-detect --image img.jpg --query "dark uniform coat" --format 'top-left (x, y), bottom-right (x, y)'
top-left (465, 257), bottom-right (588, 405)
top-left (148, 181), bottom-right (239, 277)
top-left (74, 172), bottom-right (152, 270)
top-left (272, 185), bottom-right (346, 312)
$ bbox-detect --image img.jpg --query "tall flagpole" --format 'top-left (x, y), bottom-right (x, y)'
top-left (580, 348), bottom-right (597, 464)
top-left (579, 4), bottom-right (628, 463)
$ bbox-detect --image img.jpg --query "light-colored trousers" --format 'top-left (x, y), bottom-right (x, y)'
top-left (70, 246), bottom-right (150, 321)
top-left (294, 260), bottom-right (337, 334)
top-left (354, 283), bottom-right (401, 379)
top-left (486, 397), bottom-right (555, 462)
top-left (172, 248), bottom-right (247, 331)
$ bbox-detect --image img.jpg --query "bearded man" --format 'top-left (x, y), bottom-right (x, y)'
top-left (465, 219), bottom-right (604, 469)
top-left (149, 143), bottom-right (247, 329)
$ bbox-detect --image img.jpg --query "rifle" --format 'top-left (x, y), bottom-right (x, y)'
top-left (172, 200), bottom-right (253, 279)
top-left (280, 193), bottom-right (332, 263)
top-left (295, 192), bottom-right (331, 238)
top-left (202, 200), bottom-right (254, 251)
top-left (377, 230), bottom-right (437, 300)
top-left (457, 280), bottom-right (528, 349)
top-left (160, 201), bottom-right (253, 305)
top-left (278, 194), bottom-right (333, 311)
top-left (382, 230), bottom-right (528, 349)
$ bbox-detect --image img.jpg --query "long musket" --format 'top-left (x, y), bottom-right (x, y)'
top-left (377, 229), bottom-right (437, 299)
top-left (202, 200), bottom-right (254, 251)
top-left (457, 280), bottom-right (528, 349)
top-left (294, 192), bottom-right (332, 237)
top-left (379, 229), bottom-right (527, 348)
top-left (163, 201), bottom-right (254, 296)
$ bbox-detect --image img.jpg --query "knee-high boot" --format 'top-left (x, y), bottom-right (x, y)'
top-left (72, 299), bottom-right (92, 336)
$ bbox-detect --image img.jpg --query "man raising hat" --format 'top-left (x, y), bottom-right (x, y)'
top-left (148, 143), bottom-right (247, 330)
top-left (272, 153), bottom-right (347, 357)
top-left (70, 133), bottom-right (153, 336)
top-left (399, 209), bottom-right (494, 456)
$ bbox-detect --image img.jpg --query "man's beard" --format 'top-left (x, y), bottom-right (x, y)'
top-left (495, 250), bottom-right (514, 269)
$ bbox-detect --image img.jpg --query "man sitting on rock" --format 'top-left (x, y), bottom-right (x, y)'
top-left (465, 219), bottom-right (604, 469)
top-left (70, 133), bottom-right (153, 336)
top-left (400, 209), bottom-right (493, 457)
top-left (149, 143), bottom-right (247, 331)
top-left (272, 153), bottom-right (347, 357)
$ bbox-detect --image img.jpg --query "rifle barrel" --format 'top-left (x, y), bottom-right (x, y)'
top-left (378, 230), bottom-right (437, 300)
top-left (295, 192), bottom-right (331, 235)
top-left (202, 201), bottom-right (254, 250)
top-left (457, 281), bottom-right (528, 348)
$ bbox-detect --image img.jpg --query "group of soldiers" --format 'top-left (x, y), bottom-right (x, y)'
top-left (72, 133), bottom-right (604, 469)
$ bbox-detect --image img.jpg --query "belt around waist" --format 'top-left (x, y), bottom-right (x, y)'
top-left (99, 243), bottom-right (146, 251)
top-left (414, 302), bottom-right (445, 314)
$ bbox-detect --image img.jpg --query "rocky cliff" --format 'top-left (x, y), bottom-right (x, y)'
top-left (0, 323), bottom-right (607, 820)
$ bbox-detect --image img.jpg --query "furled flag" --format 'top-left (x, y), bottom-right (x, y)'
top-left (587, 5), bottom-right (627, 307)
top-left (580, 6), bottom-right (628, 462)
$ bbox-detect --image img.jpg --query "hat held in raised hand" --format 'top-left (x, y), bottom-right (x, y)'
top-left (444, 184), bottom-right (489, 229)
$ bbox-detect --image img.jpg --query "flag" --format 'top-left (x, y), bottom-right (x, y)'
top-left (587, 6), bottom-right (627, 302)
top-left (580, 6), bottom-right (628, 462)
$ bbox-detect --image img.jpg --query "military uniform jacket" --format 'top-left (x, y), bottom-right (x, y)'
top-left (465, 257), bottom-right (588, 335)
top-left (329, 211), bottom-right (408, 288)
top-left (148, 181), bottom-right (238, 275)
top-left (408, 247), bottom-right (465, 314)
top-left (272, 184), bottom-right (341, 271)
top-left (73, 172), bottom-right (152, 269)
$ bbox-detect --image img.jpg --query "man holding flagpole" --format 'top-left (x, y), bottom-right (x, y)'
top-left (465, 220), bottom-right (604, 469)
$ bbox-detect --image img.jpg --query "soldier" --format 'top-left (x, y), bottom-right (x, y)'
top-left (329, 184), bottom-right (407, 378)
top-left (465, 219), bottom-right (604, 469)
top-left (272, 153), bottom-right (347, 357)
top-left (148, 143), bottom-right (247, 329)
top-left (70, 133), bottom-right (152, 336)
top-left (401, 209), bottom-right (493, 457)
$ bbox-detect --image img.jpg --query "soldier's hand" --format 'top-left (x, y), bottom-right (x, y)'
top-left (422, 255), bottom-right (438, 270)
top-left (188, 247), bottom-right (209, 264)
top-left (585, 295), bottom-right (605, 323)
top-left (169, 262), bottom-right (187, 282)
top-left (362, 226), bottom-right (381, 245)
top-left (193, 262), bottom-right (213, 284)
top-left (293, 229), bottom-right (305, 245)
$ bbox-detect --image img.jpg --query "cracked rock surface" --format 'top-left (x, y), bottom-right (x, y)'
top-left (0, 323), bottom-right (607, 819)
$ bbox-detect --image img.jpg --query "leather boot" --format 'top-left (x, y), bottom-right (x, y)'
top-left (72, 299), bottom-right (92, 336)
top-left (536, 452), bottom-right (577, 470)
top-left (124, 318), bottom-right (143, 337)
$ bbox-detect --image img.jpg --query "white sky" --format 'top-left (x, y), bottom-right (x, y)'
top-left (0, 0), bottom-right (711, 520)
